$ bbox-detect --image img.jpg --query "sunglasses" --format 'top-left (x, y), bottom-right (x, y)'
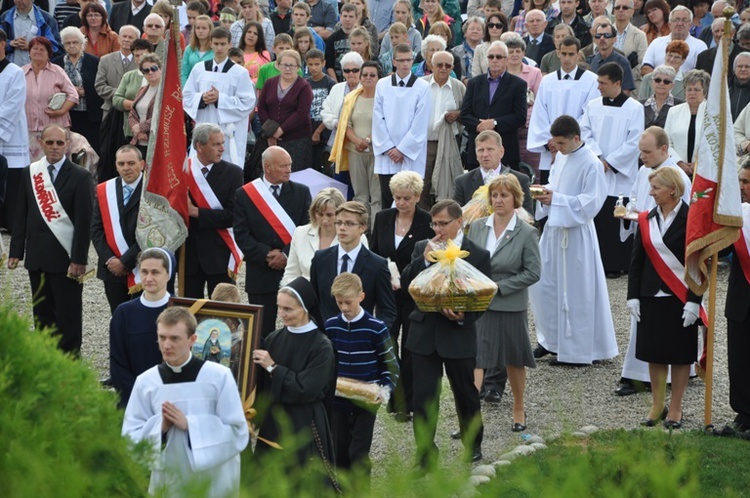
top-left (594, 33), bottom-right (616, 39)
top-left (44, 140), bottom-right (66, 146)
top-left (487, 22), bottom-right (504, 29)
top-left (613, 5), bottom-right (631, 9)
top-left (653, 77), bottom-right (673, 84)
top-left (361, 72), bottom-right (379, 78)
top-left (141, 65), bottom-right (160, 73)
top-left (433, 62), bottom-right (452, 69)
top-left (487, 54), bottom-right (506, 60)
top-left (342, 67), bottom-right (360, 73)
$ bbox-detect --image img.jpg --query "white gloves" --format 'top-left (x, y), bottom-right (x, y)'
top-left (627, 299), bottom-right (641, 322)
top-left (682, 302), bottom-right (700, 327)
top-left (379, 385), bottom-right (391, 405)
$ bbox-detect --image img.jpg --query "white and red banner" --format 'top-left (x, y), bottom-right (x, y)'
top-left (187, 160), bottom-right (244, 278)
top-left (685, 38), bottom-right (742, 295)
top-left (242, 179), bottom-right (295, 245)
top-left (97, 180), bottom-right (141, 292)
top-left (733, 203), bottom-right (750, 284)
top-left (30, 159), bottom-right (74, 257)
top-left (135, 26), bottom-right (189, 253)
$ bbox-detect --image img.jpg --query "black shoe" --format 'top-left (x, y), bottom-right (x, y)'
top-left (533, 345), bottom-right (553, 358)
top-left (663, 413), bottom-right (683, 429)
top-left (478, 387), bottom-right (487, 400)
top-left (641, 406), bottom-right (669, 427)
top-left (606, 272), bottom-right (620, 279)
top-left (615, 383), bottom-right (638, 396)
top-left (99, 376), bottom-right (113, 387)
top-left (484, 389), bottom-right (502, 403)
top-left (470, 448), bottom-right (483, 463)
top-left (450, 429), bottom-right (461, 440)
top-left (393, 412), bottom-right (412, 423)
top-left (549, 359), bottom-right (587, 367)
top-left (512, 413), bottom-right (527, 432)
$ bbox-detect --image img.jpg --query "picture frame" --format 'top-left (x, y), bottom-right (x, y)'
top-left (169, 297), bottom-right (264, 405)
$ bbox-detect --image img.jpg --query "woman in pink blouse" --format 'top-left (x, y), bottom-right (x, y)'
top-left (239, 21), bottom-right (271, 85)
top-left (505, 36), bottom-right (542, 174)
top-left (23, 37), bottom-right (79, 162)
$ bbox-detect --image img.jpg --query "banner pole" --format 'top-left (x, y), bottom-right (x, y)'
top-left (704, 256), bottom-right (718, 427)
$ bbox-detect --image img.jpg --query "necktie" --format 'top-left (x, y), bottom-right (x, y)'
top-left (531, 39), bottom-right (538, 46)
top-left (47, 164), bottom-right (56, 183)
top-left (123, 184), bottom-right (133, 205)
top-left (123, 56), bottom-right (130, 67)
top-left (201, 166), bottom-right (209, 178)
top-left (271, 185), bottom-right (280, 199)
top-left (564, 74), bottom-right (571, 80)
top-left (399, 80), bottom-right (405, 87)
top-left (340, 254), bottom-right (350, 274)
top-left (214, 66), bottom-right (219, 72)
top-left (484, 169), bottom-right (497, 184)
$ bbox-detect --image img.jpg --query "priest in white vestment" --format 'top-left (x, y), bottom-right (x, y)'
top-left (123, 307), bottom-right (249, 498)
top-left (530, 115), bottom-right (618, 365)
top-left (372, 43), bottom-right (430, 208)
top-left (527, 36), bottom-right (599, 185)
top-left (183, 27), bottom-right (255, 166)
top-left (580, 62), bottom-right (644, 275)
top-left (615, 127), bottom-right (694, 395)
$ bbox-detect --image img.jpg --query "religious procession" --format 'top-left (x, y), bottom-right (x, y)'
top-left (1, 0), bottom-right (750, 495)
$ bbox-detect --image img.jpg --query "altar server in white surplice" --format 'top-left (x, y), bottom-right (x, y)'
top-left (527, 36), bottom-right (599, 185)
top-left (529, 115), bottom-right (618, 365)
top-left (0, 28), bottom-right (30, 232)
top-left (123, 306), bottom-right (249, 498)
top-left (372, 43), bottom-right (430, 209)
top-left (580, 62), bottom-right (644, 276)
top-left (614, 126), bottom-right (693, 396)
top-left (183, 27), bottom-right (255, 166)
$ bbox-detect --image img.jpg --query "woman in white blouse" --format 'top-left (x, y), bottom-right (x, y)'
top-left (663, 69), bottom-right (709, 177)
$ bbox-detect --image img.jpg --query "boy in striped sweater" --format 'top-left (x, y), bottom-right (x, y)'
top-left (325, 272), bottom-right (400, 476)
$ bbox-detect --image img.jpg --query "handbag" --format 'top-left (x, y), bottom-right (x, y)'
top-left (48, 93), bottom-right (67, 110)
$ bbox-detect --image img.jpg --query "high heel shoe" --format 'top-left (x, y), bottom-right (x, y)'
top-left (640, 406), bottom-right (668, 427)
top-left (512, 413), bottom-right (527, 432)
top-left (663, 412), bottom-right (683, 429)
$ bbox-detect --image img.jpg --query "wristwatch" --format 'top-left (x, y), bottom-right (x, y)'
top-left (266, 363), bottom-right (277, 373)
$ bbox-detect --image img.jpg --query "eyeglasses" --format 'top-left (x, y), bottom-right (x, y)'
top-left (652, 77), bottom-right (673, 84)
top-left (334, 221), bottom-right (362, 228)
top-left (665, 53), bottom-right (683, 60)
top-left (86, 12), bottom-right (102, 17)
top-left (360, 72), bottom-right (379, 78)
top-left (43, 140), bottom-right (66, 146)
top-left (737, 64), bottom-right (750, 70)
top-left (594, 33), bottom-right (616, 39)
top-left (63, 40), bottom-right (82, 45)
top-left (613, 5), bottom-right (631, 10)
top-left (279, 63), bottom-right (298, 69)
top-left (342, 67), bottom-right (360, 74)
top-left (670, 18), bottom-right (691, 24)
top-left (487, 22), bottom-right (504, 29)
top-left (433, 62), bottom-right (452, 69)
top-left (394, 58), bottom-right (413, 63)
top-left (487, 54), bottom-right (506, 60)
top-left (429, 219), bottom-right (457, 229)
top-left (141, 65), bottom-right (160, 73)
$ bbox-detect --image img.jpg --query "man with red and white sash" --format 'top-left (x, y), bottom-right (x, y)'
top-left (233, 146), bottom-right (311, 337)
top-left (185, 124), bottom-right (244, 299)
top-left (725, 162), bottom-right (750, 432)
top-left (91, 145), bottom-right (144, 314)
top-left (7, 124), bottom-right (94, 355)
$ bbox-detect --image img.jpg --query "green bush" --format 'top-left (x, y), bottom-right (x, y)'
top-left (0, 301), bottom-right (149, 498)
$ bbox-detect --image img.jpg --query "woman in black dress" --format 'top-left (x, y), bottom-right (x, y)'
top-left (628, 167), bottom-right (700, 429)
top-left (253, 277), bottom-right (337, 480)
top-left (369, 171), bottom-right (434, 420)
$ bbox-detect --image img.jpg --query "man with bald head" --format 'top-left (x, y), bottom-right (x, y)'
top-left (522, 9), bottom-right (555, 64)
top-left (233, 146), bottom-right (312, 337)
top-left (696, 20), bottom-right (746, 79)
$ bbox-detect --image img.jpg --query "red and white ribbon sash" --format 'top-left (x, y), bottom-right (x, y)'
top-left (241, 178), bottom-right (295, 245)
top-left (96, 179), bottom-right (141, 292)
top-left (638, 211), bottom-right (708, 324)
top-left (30, 159), bottom-right (74, 258)
top-left (187, 161), bottom-right (244, 278)
top-left (733, 203), bottom-right (750, 285)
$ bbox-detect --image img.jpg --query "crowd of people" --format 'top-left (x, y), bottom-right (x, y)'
top-left (3, 0), bottom-right (750, 493)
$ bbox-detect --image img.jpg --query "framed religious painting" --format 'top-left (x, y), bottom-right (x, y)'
top-left (169, 298), bottom-right (264, 406)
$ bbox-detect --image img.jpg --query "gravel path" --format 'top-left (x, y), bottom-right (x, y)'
top-left (1, 231), bottom-right (736, 470)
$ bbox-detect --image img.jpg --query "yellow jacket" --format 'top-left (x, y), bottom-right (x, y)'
top-left (328, 86), bottom-right (364, 173)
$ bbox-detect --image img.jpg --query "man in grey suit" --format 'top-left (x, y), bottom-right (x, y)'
top-left (95, 25), bottom-right (140, 119)
top-left (451, 130), bottom-right (531, 406)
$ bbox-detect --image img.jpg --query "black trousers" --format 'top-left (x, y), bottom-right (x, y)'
top-left (412, 351), bottom-right (483, 464)
top-left (728, 315), bottom-right (750, 427)
top-left (483, 367), bottom-right (507, 394)
top-left (1, 168), bottom-right (23, 232)
top-left (389, 293), bottom-right (415, 414)
top-left (331, 403), bottom-right (377, 473)
top-left (104, 280), bottom-right (133, 315)
top-left (379, 174), bottom-right (394, 210)
top-left (184, 267), bottom-right (234, 299)
top-left (247, 292), bottom-right (278, 338)
top-left (594, 195), bottom-right (633, 273)
top-left (29, 270), bottom-right (83, 356)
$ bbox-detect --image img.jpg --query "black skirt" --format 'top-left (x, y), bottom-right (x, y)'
top-left (636, 295), bottom-right (698, 365)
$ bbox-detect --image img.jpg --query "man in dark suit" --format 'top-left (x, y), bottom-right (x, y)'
top-left (233, 146), bottom-right (312, 337)
top-left (185, 124), bottom-right (244, 298)
top-left (109, 0), bottom-right (151, 33)
top-left (454, 130), bottom-right (533, 213)
top-left (522, 9), bottom-right (555, 65)
top-left (695, 22), bottom-right (747, 81)
top-left (402, 199), bottom-right (491, 468)
top-left (460, 40), bottom-right (527, 172)
top-left (8, 124), bottom-right (94, 355)
top-left (90, 145), bottom-right (143, 314)
top-left (310, 201), bottom-right (397, 328)
top-left (546, 0), bottom-right (592, 48)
